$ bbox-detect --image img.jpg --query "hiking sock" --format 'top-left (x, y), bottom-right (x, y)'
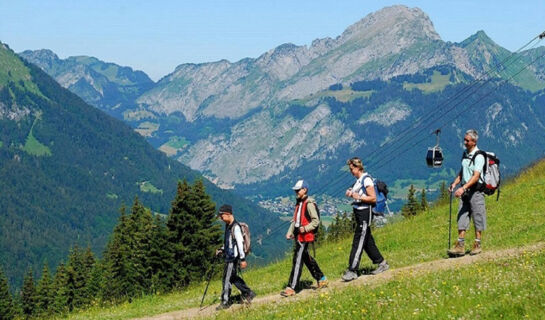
top-left (458, 238), bottom-right (465, 244)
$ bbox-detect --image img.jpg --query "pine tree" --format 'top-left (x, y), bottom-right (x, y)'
top-left (51, 262), bottom-right (69, 314)
top-left (315, 220), bottom-right (326, 245)
top-left (21, 268), bottom-right (36, 318)
top-left (0, 267), bottom-right (16, 320)
top-left (66, 245), bottom-right (90, 309)
top-left (35, 263), bottom-right (53, 316)
top-left (126, 197), bottom-right (154, 295)
top-left (188, 179), bottom-right (222, 282)
top-left (420, 188), bottom-right (429, 212)
top-left (166, 180), bottom-right (191, 287)
top-left (102, 206), bottom-right (134, 302)
top-left (86, 260), bottom-right (104, 305)
top-left (438, 180), bottom-right (450, 204)
top-left (401, 185), bottom-right (419, 217)
top-left (148, 214), bottom-right (174, 293)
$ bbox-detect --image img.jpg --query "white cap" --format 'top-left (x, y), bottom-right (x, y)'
top-left (292, 179), bottom-right (309, 190)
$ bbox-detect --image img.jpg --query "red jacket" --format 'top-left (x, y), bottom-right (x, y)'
top-left (292, 199), bottom-right (315, 243)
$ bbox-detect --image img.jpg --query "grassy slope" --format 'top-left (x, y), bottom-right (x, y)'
top-left (69, 159), bottom-right (545, 319)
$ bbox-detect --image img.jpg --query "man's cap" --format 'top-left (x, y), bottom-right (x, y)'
top-left (292, 179), bottom-right (309, 190)
top-left (218, 204), bottom-right (233, 215)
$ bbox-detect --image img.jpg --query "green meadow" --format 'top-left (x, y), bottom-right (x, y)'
top-left (68, 159), bottom-right (545, 319)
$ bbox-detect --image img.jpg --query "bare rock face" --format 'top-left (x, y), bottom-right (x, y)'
top-left (138, 5), bottom-right (449, 121)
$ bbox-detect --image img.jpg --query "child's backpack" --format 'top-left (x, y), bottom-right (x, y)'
top-left (233, 222), bottom-right (251, 255)
top-left (303, 200), bottom-right (321, 235)
top-left (468, 150), bottom-right (501, 200)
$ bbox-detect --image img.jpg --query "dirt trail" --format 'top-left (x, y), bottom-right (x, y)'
top-left (134, 242), bottom-right (545, 320)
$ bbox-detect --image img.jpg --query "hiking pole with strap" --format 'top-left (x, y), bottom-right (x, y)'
top-left (200, 256), bottom-right (218, 309)
top-left (448, 191), bottom-right (453, 251)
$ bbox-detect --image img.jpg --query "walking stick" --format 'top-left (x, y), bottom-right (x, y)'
top-left (200, 256), bottom-right (218, 309)
top-left (448, 191), bottom-right (453, 251)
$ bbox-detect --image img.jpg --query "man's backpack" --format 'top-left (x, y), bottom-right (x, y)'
top-left (468, 150), bottom-right (501, 199)
top-left (232, 222), bottom-right (251, 255)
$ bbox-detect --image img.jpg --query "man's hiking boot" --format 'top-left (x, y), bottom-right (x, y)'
top-left (317, 276), bottom-right (328, 288)
top-left (242, 291), bottom-right (256, 304)
top-left (341, 270), bottom-right (358, 282)
top-left (280, 287), bottom-right (296, 297)
top-left (371, 260), bottom-right (390, 275)
top-left (448, 241), bottom-right (465, 257)
top-left (470, 241), bottom-right (482, 255)
top-left (216, 303), bottom-right (231, 311)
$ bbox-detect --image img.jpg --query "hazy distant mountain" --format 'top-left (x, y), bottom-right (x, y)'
top-left (19, 49), bottom-right (154, 117)
top-left (1, 42), bottom-right (286, 288)
top-left (17, 5), bottom-right (545, 207)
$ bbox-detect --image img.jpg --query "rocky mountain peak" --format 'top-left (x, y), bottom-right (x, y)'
top-left (19, 48), bottom-right (60, 67)
top-left (340, 5), bottom-right (441, 43)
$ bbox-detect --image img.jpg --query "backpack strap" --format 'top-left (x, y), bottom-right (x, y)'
top-left (470, 150), bottom-right (488, 176)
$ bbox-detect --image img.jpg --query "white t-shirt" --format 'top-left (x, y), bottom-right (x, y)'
top-left (351, 174), bottom-right (374, 210)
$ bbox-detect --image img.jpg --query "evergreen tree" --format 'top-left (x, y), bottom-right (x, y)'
top-left (82, 247), bottom-right (97, 304)
top-left (85, 260), bottom-right (104, 305)
top-left (148, 214), bottom-right (174, 293)
top-left (126, 197), bottom-right (154, 295)
top-left (102, 206), bottom-right (133, 302)
top-left (51, 263), bottom-right (69, 314)
top-left (188, 179), bottom-right (222, 282)
top-left (21, 268), bottom-right (36, 318)
top-left (420, 188), bottom-right (429, 212)
top-left (401, 185), bottom-right (419, 217)
top-left (66, 245), bottom-right (89, 310)
top-left (0, 267), bottom-right (16, 320)
top-left (35, 263), bottom-right (53, 316)
top-left (166, 180), bottom-right (191, 287)
top-left (314, 220), bottom-right (326, 245)
top-left (438, 180), bottom-right (450, 204)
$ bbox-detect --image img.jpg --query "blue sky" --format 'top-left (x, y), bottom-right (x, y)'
top-left (1, 0), bottom-right (544, 81)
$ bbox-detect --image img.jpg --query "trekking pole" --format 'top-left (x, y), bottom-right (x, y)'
top-left (200, 256), bottom-right (218, 309)
top-left (448, 191), bottom-right (453, 251)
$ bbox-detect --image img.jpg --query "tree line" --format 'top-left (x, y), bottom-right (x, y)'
top-left (0, 179), bottom-right (221, 319)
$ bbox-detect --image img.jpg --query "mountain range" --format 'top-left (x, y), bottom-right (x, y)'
top-left (18, 5), bottom-right (545, 208)
top-left (0, 42), bottom-right (286, 288)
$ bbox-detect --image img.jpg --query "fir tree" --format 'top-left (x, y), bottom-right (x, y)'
top-left (51, 263), bottom-right (69, 314)
top-left (401, 185), bottom-right (419, 217)
top-left (66, 245), bottom-right (90, 309)
top-left (166, 180), bottom-right (191, 287)
top-left (438, 180), bottom-right (450, 204)
top-left (102, 206), bottom-right (133, 302)
top-left (0, 267), bottom-right (16, 320)
top-left (314, 220), bottom-right (326, 245)
top-left (420, 188), bottom-right (429, 212)
top-left (188, 179), bottom-right (222, 282)
top-left (126, 197), bottom-right (154, 295)
top-left (148, 214), bottom-right (174, 293)
top-left (21, 268), bottom-right (36, 318)
top-left (35, 263), bottom-right (53, 316)
top-left (85, 260), bottom-right (104, 305)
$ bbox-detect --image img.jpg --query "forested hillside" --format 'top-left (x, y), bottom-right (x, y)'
top-left (0, 42), bottom-right (287, 289)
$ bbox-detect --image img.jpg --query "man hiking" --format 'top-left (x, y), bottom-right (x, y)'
top-left (216, 204), bottom-right (255, 310)
top-left (281, 180), bottom-right (328, 297)
top-left (448, 129), bottom-right (487, 257)
top-left (342, 157), bottom-right (389, 281)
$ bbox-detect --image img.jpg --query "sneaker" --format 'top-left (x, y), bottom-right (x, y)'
top-left (371, 260), bottom-right (389, 275)
top-left (317, 276), bottom-right (328, 288)
top-left (280, 287), bottom-right (295, 297)
top-left (470, 241), bottom-right (482, 255)
top-left (242, 291), bottom-right (256, 304)
top-left (216, 303), bottom-right (231, 311)
top-left (341, 270), bottom-right (358, 282)
top-left (447, 240), bottom-right (465, 257)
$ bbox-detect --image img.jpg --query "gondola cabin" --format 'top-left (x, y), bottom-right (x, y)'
top-left (426, 146), bottom-right (443, 168)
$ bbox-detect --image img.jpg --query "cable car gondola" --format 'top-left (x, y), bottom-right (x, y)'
top-left (426, 129), bottom-right (444, 168)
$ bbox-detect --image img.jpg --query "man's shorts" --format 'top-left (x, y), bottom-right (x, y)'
top-left (457, 190), bottom-right (487, 231)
